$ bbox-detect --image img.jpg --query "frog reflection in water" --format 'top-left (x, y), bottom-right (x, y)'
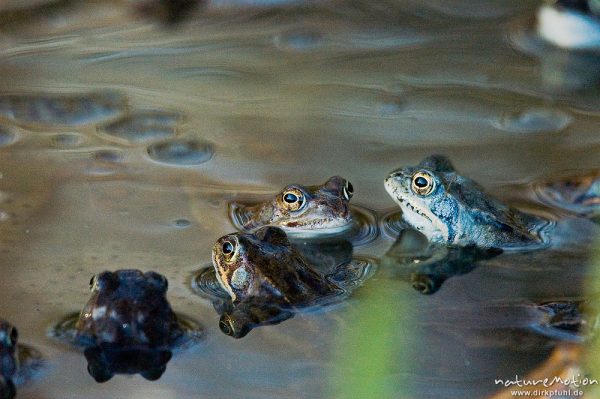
top-left (195, 226), bottom-right (368, 338)
top-left (232, 176), bottom-right (354, 238)
top-left (55, 270), bottom-right (201, 382)
top-left (384, 155), bottom-right (549, 250)
top-left (0, 320), bottom-right (42, 399)
top-left (380, 228), bottom-right (501, 295)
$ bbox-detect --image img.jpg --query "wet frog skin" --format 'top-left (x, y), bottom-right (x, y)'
top-left (212, 226), bottom-right (342, 304)
top-left (384, 155), bottom-right (547, 250)
top-left (209, 226), bottom-right (348, 337)
top-left (75, 270), bottom-right (185, 382)
top-left (232, 176), bottom-right (354, 238)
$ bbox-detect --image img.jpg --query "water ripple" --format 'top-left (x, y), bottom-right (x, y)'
top-left (380, 208), bottom-right (409, 240)
top-left (229, 203), bottom-right (379, 247)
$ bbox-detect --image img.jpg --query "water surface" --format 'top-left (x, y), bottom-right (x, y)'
top-left (0, 1), bottom-right (599, 398)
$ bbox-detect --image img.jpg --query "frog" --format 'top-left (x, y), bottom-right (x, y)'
top-left (230, 176), bottom-right (355, 239)
top-left (532, 169), bottom-right (600, 220)
top-left (193, 226), bottom-right (373, 338)
top-left (384, 155), bottom-right (549, 250)
top-left (213, 226), bottom-right (342, 304)
top-left (50, 270), bottom-right (202, 382)
top-left (0, 320), bottom-right (42, 399)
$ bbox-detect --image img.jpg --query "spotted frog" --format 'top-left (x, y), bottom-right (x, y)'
top-left (51, 270), bottom-right (201, 382)
top-left (213, 226), bottom-right (342, 304)
top-left (384, 155), bottom-right (548, 250)
top-left (231, 176), bottom-right (354, 238)
top-left (198, 226), bottom-right (374, 337)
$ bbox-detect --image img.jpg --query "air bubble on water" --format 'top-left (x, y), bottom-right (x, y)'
top-left (173, 219), bottom-right (191, 228)
top-left (493, 108), bottom-right (572, 134)
top-left (146, 139), bottom-right (214, 166)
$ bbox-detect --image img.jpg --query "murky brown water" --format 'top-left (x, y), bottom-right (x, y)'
top-left (1, 1), bottom-right (600, 398)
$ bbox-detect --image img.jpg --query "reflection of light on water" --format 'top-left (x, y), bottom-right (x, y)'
top-left (537, 5), bottom-right (600, 50)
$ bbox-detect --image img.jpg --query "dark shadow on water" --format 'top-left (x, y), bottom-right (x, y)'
top-left (380, 228), bottom-right (502, 295)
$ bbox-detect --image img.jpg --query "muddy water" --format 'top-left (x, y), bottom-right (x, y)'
top-left (0, 1), bottom-right (599, 398)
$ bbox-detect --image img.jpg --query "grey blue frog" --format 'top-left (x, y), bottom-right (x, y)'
top-left (384, 155), bottom-right (547, 250)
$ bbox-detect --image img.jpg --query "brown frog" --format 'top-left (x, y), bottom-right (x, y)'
top-left (213, 226), bottom-right (342, 304)
top-left (231, 176), bottom-right (354, 238)
top-left (51, 270), bottom-right (202, 382)
top-left (207, 226), bottom-right (356, 337)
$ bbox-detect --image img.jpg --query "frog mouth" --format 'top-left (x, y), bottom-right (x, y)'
top-left (384, 177), bottom-right (436, 231)
top-left (281, 215), bottom-right (353, 232)
top-left (230, 201), bottom-right (353, 235)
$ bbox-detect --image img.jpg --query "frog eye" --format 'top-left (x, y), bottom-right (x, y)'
top-left (342, 181), bottom-right (354, 200)
top-left (281, 189), bottom-right (305, 211)
top-left (89, 275), bottom-right (97, 291)
top-left (221, 238), bottom-right (238, 262)
top-left (411, 171), bottom-right (435, 196)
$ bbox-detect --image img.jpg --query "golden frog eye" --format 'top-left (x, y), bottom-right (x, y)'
top-left (281, 189), bottom-right (305, 211)
top-left (221, 238), bottom-right (238, 263)
top-left (411, 171), bottom-right (435, 196)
